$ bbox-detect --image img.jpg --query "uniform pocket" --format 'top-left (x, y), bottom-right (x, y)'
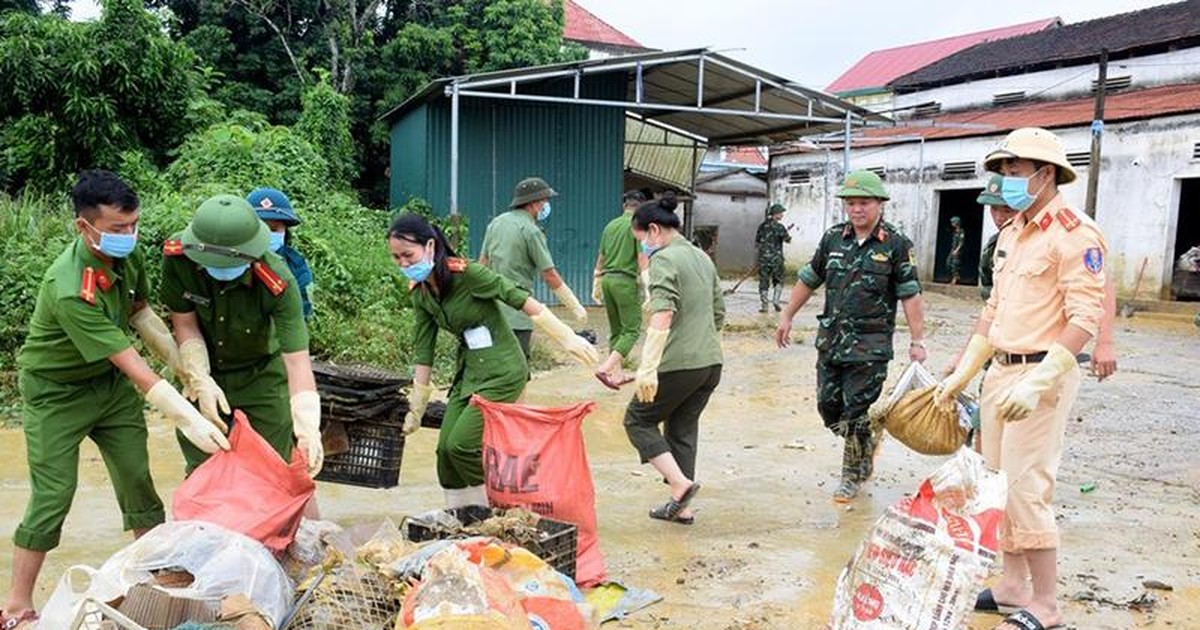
top-left (1012, 259), bottom-right (1056, 303)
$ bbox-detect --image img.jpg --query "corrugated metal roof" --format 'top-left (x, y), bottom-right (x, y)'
top-left (891, 2), bottom-right (1200, 90)
top-left (564, 1), bottom-right (646, 49)
top-left (826, 18), bottom-right (1059, 94)
top-left (624, 116), bottom-right (704, 191)
top-left (778, 81), bottom-right (1200, 153)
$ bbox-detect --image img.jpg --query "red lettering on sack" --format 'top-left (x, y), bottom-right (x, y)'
top-left (853, 583), bottom-right (884, 621)
top-left (973, 508), bottom-right (1004, 553)
top-left (483, 446), bottom-right (541, 493)
top-left (944, 512), bottom-right (977, 551)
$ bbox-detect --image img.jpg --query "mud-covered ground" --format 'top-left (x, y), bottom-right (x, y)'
top-left (0, 290), bottom-right (1197, 629)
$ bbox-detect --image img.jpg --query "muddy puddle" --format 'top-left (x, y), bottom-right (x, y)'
top-left (1, 292), bottom-right (1197, 628)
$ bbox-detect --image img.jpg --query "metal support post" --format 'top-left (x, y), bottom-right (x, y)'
top-left (450, 81), bottom-right (460, 216)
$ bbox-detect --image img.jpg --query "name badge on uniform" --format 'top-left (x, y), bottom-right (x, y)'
top-left (870, 252), bottom-right (889, 262)
top-left (183, 291), bottom-right (211, 307)
top-left (463, 325), bottom-right (494, 350)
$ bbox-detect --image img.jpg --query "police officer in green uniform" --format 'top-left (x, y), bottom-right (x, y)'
top-left (3, 171), bottom-right (227, 628)
top-left (775, 170), bottom-right (927, 503)
top-left (388, 214), bottom-right (599, 508)
top-left (159, 195), bottom-right (323, 477)
top-left (947, 216), bottom-right (965, 285)
top-left (480, 177), bottom-right (588, 358)
top-left (755, 203), bottom-right (792, 313)
top-left (592, 190), bottom-right (648, 387)
top-left (623, 193), bottom-right (724, 525)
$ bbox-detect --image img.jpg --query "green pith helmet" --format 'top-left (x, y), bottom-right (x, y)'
top-left (509, 177), bottom-right (558, 208)
top-left (837, 170), bottom-right (889, 200)
top-left (181, 194), bottom-right (270, 268)
top-left (950, 216), bottom-right (962, 226)
top-left (976, 172), bottom-right (1007, 206)
top-left (767, 203), bottom-right (787, 217)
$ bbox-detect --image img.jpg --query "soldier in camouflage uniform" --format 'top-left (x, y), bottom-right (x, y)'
top-left (977, 173), bottom-right (1016, 301)
top-left (947, 216), bottom-right (965, 284)
top-left (775, 170), bottom-right (927, 502)
top-left (755, 203), bottom-right (792, 313)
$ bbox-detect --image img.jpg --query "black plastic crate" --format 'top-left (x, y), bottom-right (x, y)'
top-left (406, 507), bottom-right (578, 579)
top-left (313, 361), bottom-right (409, 389)
top-left (315, 418), bottom-right (405, 489)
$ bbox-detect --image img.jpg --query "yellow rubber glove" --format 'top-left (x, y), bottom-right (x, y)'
top-left (178, 338), bottom-right (231, 430)
top-left (591, 275), bottom-right (604, 306)
top-left (935, 334), bottom-right (993, 407)
top-left (635, 327), bottom-right (669, 403)
top-left (998, 343), bottom-right (1077, 422)
top-left (403, 382), bottom-right (433, 435)
top-left (146, 380), bottom-right (230, 453)
top-left (532, 308), bottom-right (600, 367)
top-left (553, 284), bottom-right (588, 324)
top-left (130, 307), bottom-right (181, 374)
top-left (640, 270), bottom-right (651, 309)
top-left (290, 390), bottom-right (323, 476)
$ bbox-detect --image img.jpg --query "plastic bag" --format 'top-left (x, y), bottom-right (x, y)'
top-left (879, 363), bottom-right (976, 449)
top-left (173, 411), bottom-right (315, 553)
top-left (400, 542), bottom-right (528, 630)
top-left (472, 396), bottom-right (606, 587)
top-left (885, 385), bottom-right (967, 455)
top-left (830, 449), bottom-right (1006, 630)
top-left (39, 521), bottom-right (293, 629)
top-left (460, 539), bottom-right (595, 630)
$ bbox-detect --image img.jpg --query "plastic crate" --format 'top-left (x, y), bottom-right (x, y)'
top-left (406, 507), bottom-right (578, 579)
top-left (313, 362), bottom-right (409, 389)
top-left (315, 417), bottom-right (405, 489)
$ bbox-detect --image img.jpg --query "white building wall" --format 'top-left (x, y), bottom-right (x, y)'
top-left (892, 46), bottom-right (1200, 113)
top-left (769, 112), bottom-right (1200, 298)
top-left (692, 173), bottom-right (768, 273)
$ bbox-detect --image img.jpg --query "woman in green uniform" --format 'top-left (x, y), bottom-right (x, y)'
top-left (387, 214), bottom-right (599, 508)
top-left (592, 190), bottom-right (647, 388)
top-left (623, 193), bottom-right (724, 525)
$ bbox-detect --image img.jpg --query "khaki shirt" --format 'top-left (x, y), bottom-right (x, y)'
top-left (480, 210), bottom-right (556, 331)
top-left (646, 235), bottom-right (724, 372)
top-left (982, 193), bottom-right (1107, 353)
top-left (17, 237), bottom-right (149, 383)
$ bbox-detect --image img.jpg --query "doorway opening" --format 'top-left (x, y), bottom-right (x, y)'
top-left (934, 188), bottom-right (984, 285)
top-left (1171, 178), bottom-right (1200, 300)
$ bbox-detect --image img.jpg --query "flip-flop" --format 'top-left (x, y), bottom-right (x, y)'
top-left (594, 372), bottom-right (634, 391)
top-left (1, 610), bottom-right (39, 630)
top-left (975, 588), bottom-right (1021, 615)
top-left (648, 482), bottom-right (701, 522)
top-left (996, 609), bottom-right (1064, 630)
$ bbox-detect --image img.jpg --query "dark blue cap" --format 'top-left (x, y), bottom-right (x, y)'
top-left (247, 187), bottom-right (300, 226)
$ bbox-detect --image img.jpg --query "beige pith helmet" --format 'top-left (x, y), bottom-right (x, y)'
top-left (983, 127), bottom-right (1077, 185)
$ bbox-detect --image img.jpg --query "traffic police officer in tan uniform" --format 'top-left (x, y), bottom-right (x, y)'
top-left (938, 128), bottom-right (1108, 630)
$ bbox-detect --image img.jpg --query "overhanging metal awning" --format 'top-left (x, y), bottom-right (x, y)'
top-left (382, 48), bottom-right (888, 214)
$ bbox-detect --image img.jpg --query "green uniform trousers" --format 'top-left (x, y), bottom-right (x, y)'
top-left (758, 260), bottom-right (785, 292)
top-left (436, 351), bottom-right (528, 489)
top-left (513, 330), bottom-right (532, 360)
top-left (601, 273), bottom-right (642, 358)
top-left (816, 357), bottom-right (888, 439)
top-left (15, 369), bottom-right (164, 552)
top-left (623, 365), bottom-right (722, 480)
top-left (177, 354), bottom-right (293, 474)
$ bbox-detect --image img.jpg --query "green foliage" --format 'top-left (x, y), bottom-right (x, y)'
top-left (296, 78), bottom-right (357, 190)
top-left (0, 195), bottom-right (74, 372)
top-left (0, 0), bottom-right (218, 193)
top-left (392, 196), bottom-right (470, 254)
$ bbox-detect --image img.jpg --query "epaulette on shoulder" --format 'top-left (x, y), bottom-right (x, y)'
top-left (446, 257), bottom-right (468, 273)
top-left (1056, 207), bottom-right (1081, 232)
top-left (163, 240), bottom-right (185, 256)
top-left (79, 266), bottom-right (97, 305)
top-left (252, 260), bottom-right (288, 296)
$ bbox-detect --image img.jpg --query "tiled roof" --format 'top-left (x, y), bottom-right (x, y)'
top-left (826, 18), bottom-right (1059, 94)
top-left (564, 1), bottom-right (644, 49)
top-left (891, 1), bottom-right (1200, 90)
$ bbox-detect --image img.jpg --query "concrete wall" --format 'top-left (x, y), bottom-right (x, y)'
top-left (769, 112), bottom-right (1200, 298)
top-left (893, 46), bottom-right (1200, 113)
top-left (692, 172), bottom-right (768, 273)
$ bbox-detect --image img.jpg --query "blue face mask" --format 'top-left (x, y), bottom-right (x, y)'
top-left (537, 202), bottom-right (552, 222)
top-left (268, 231), bottom-right (286, 253)
top-left (402, 245), bottom-right (435, 283)
top-left (640, 240), bottom-right (662, 257)
top-left (205, 263), bottom-right (250, 282)
top-left (999, 168), bottom-right (1048, 211)
top-left (85, 222), bottom-right (138, 259)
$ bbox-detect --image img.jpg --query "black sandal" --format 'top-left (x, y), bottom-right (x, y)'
top-left (997, 609), bottom-right (1064, 630)
top-left (975, 588), bottom-right (1021, 615)
top-left (648, 482), bottom-right (701, 523)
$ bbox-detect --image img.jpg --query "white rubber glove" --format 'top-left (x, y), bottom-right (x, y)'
top-left (591, 275), bottom-right (604, 305)
top-left (998, 343), bottom-right (1077, 422)
top-left (935, 334), bottom-right (993, 407)
top-left (531, 308), bottom-right (600, 367)
top-left (178, 338), bottom-right (231, 429)
top-left (291, 390), bottom-right (323, 476)
top-left (146, 380), bottom-right (230, 453)
top-left (635, 327), bottom-right (669, 403)
top-left (404, 382), bottom-right (433, 435)
top-left (553, 284), bottom-right (588, 324)
top-left (640, 270), bottom-right (651, 309)
top-left (130, 307), bottom-right (181, 374)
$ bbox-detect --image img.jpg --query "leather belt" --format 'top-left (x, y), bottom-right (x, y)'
top-left (993, 351), bottom-right (1047, 366)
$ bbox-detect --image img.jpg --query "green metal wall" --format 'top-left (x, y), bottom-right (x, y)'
top-left (389, 76), bottom-right (626, 304)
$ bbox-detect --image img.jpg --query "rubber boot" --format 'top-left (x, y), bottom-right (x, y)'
top-left (832, 438), bottom-right (862, 503)
top-left (772, 285), bottom-right (783, 312)
top-left (759, 290), bottom-right (770, 313)
top-left (461, 484), bottom-right (488, 507)
top-left (444, 487), bottom-right (466, 509)
top-left (854, 425), bottom-right (882, 483)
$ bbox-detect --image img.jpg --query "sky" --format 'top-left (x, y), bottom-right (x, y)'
top-left (72, 0), bottom-right (1173, 90)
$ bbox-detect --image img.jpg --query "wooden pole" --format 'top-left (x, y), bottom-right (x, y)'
top-left (1085, 48), bottom-right (1108, 218)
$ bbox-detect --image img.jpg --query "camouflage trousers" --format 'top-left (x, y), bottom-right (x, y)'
top-left (757, 259), bottom-right (785, 292)
top-left (815, 358), bottom-right (889, 439)
top-left (946, 253), bottom-right (962, 278)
